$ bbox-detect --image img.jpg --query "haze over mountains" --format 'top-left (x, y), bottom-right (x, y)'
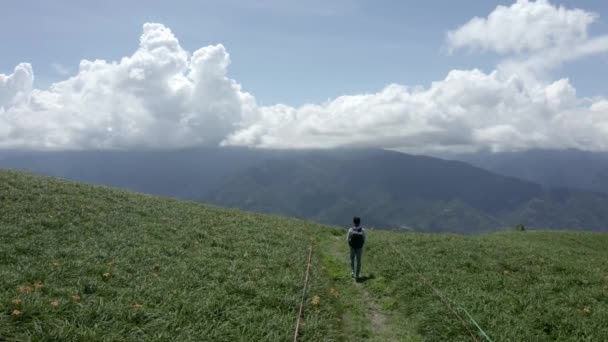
top-left (446, 149), bottom-right (608, 194)
top-left (2, 148), bottom-right (608, 233)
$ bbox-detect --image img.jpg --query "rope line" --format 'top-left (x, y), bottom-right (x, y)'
top-left (388, 242), bottom-right (492, 342)
top-left (460, 304), bottom-right (493, 342)
top-left (293, 245), bottom-right (313, 342)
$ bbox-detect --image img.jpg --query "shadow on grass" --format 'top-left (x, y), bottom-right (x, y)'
top-left (355, 273), bottom-right (376, 283)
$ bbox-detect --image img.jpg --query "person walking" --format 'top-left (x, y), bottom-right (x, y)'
top-left (347, 216), bottom-right (366, 280)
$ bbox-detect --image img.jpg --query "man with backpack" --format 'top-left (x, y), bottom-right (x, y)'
top-left (347, 216), bottom-right (366, 279)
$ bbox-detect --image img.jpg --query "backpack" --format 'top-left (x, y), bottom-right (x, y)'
top-left (349, 228), bottom-right (364, 249)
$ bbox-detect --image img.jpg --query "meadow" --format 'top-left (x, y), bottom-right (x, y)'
top-left (1, 169), bottom-right (607, 341)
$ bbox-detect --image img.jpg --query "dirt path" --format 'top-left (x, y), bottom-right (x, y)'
top-left (320, 235), bottom-right (420, 341)
top-left (356, 282), bottom-right (388, 337)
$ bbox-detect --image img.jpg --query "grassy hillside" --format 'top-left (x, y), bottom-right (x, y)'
top-left (0, 170), bottom-right (338, 341)
top-left (2, 170), bottom-right (608, 341)
top-left (358, 231), bottom-right (608, 340)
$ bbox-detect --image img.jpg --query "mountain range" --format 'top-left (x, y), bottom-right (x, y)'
top-left (2, 148), bottom-right (608, 233)
top-left (446, 149), bottom-right (608, 194)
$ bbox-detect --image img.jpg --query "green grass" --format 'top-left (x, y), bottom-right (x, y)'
top-left (0, 170), bottom-right (339, 341)
top-left (363, 231), bottom-right (608, 341)
top-left (2, 169), bottom-right (608, 341)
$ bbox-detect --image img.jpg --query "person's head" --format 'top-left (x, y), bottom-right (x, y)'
top-left (353, 216), bottom-right (361, 227)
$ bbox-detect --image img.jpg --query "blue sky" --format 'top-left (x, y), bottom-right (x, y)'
top-left (2, 0), bottom-right (606, 106)
top-left (1, 0), bottom-right (608, 152)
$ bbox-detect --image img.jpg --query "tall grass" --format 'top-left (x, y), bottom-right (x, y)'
top-left (0, 170), bottom-right (339, 341)
top-left (362, 231), bottom-right (608, 341)
top-left (2, 169), bottom-right (607, 341)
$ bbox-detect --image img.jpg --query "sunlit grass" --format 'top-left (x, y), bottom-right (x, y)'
top-left (2, 169), bottom-right (607, 341)
top-left (363, 230), bottom-right (608, 341)
top-left (0, 170), bottom-right (338, 341)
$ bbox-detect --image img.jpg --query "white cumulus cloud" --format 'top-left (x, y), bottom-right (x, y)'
top-left (446, 0), bottom-right (598, 54)
top-left (0, 63), bottom-right (33, 109)
top-left (0, 23), bottom-right (256, 149)
top-left (224, 70), bottom-right (608, 152)
top-left (1, 1), bottom-right (608, 153)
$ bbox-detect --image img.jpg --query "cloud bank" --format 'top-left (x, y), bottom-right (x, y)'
top-left (1, 1), bottom-right (608, 153)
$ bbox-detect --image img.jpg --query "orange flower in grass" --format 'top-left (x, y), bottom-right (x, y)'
top-left (329, 288), bottom-right (339, 298)
top-left (311, 295), bottom-right (320, 306)
top-left (34, 281), bottom-right (43, 290)
top-left (17, 285), bottom-right (33, 293)
top-left (11, 310), bottom-right (22, 318)
top-left (132, 303), bottom-right (142, 309)
top-left (12, 299), bottom-right (22, 307)
top-left (51, 300), bottom-right (60, 308)
top-left (71, 295), bottom-right (81, 302)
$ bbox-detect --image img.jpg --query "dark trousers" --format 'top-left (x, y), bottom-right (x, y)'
top-left (350, 247), bottom-right (363, 277)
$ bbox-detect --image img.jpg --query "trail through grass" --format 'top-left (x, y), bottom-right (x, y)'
top-left (315, 230), bottom-right (420, 341)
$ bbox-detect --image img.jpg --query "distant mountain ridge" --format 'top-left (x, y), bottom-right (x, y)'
top-left (2, 148), bottom-right (608, 232)
top-left (447, 149), bottom-right (608, 194)
top-left (0, 148), bottom-right (268, 199)
top-left (208, 149), bottom-right (608, 232)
